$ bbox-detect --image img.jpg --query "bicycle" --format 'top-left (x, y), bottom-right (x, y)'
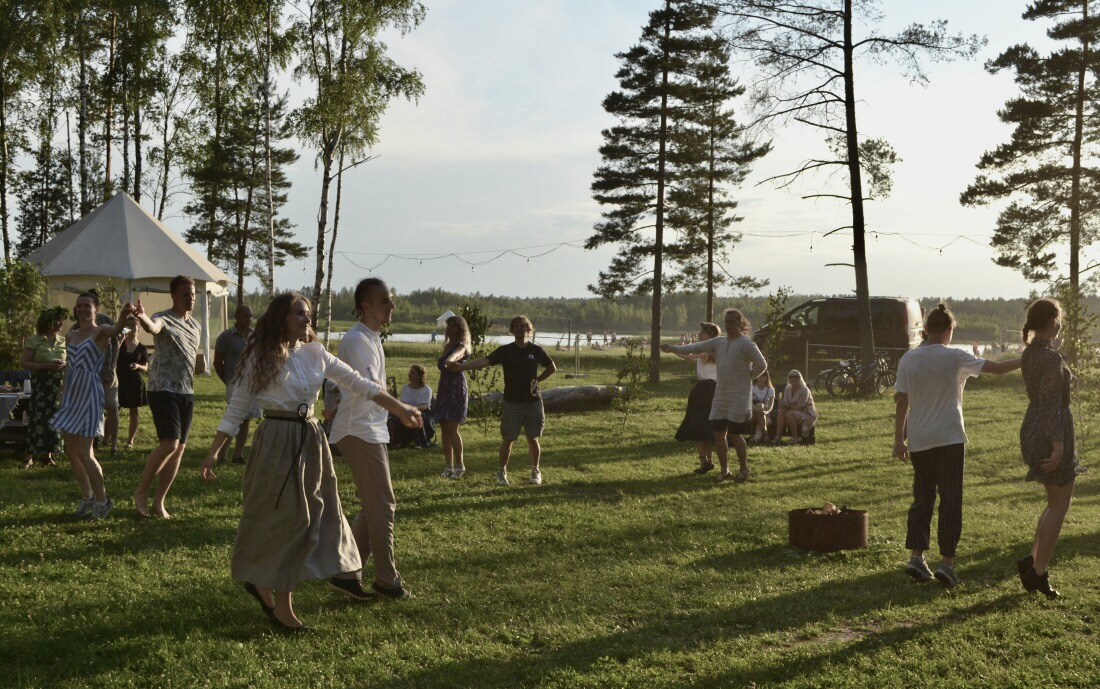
top-left (828, 351), bottom-right (895, 397)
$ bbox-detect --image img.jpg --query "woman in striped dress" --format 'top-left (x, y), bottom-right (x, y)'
top-left (51, 293), bottom-right (132, 519)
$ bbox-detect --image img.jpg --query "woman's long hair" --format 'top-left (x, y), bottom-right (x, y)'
top-left (444, 315), bottom-right (472, 354)
top-left (723, 308), bottom-right (752, 336)
top-left (240, 292), bottom-right (316, 393)
top-left (754, 370), bottom-right (773, 391)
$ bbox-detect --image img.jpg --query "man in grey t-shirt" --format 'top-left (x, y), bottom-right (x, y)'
top-left (131, 275), bottom-right (200, 519)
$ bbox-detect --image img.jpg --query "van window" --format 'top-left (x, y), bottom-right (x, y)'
top-left (821, 301), bottom-right (857, 333)
top-left (785, 303), bottom-right (819, 328)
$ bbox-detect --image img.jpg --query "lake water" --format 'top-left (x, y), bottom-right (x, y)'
top-left (321, 331), bottom-right (626, 346)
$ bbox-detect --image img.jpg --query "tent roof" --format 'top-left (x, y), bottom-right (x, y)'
top-left (436, 310), bottom-right (457, 324)
top-left (26, 193), bottom-right (231, 284)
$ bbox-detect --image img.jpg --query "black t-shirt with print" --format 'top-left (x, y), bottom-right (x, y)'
top-left (487, 342), bottom-right (554, 403)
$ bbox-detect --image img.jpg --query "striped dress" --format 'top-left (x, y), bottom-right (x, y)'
top-left (50, 337), bottom-right (105, 438)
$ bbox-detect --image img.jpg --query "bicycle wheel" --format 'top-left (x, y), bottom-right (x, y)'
top-left (875, 370), bottom-right (896, 396)
top-left (825, 369), bottom-right (846, 397)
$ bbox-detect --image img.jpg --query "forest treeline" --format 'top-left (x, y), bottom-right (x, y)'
top-left (253, 286), bottom-right (1063, 341)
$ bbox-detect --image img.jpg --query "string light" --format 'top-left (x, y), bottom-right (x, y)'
top-left (285, 229), bottom-right (997, 273)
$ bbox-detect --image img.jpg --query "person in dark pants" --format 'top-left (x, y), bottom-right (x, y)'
top-left (893, 303), bottom-right (1021, 588)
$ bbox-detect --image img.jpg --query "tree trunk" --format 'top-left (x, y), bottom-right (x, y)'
top-left (265, 0), bottom-right (275, 292)
top-left (324, 150), bottom-right (344, 345)
top-left (843, 0), bottom-right (875, 369)
top-left (649, 2), bottom-right (672, 384)
top-left (78, 33), bottom-right (90, 215)
top-left (313, 133), bottom-right (337, 312)
top-left (706, 104), bottom-right (717, 323)
top-left (103, 11), bottom-right (117, 201)
top-left (0, 75), bottom-right (9, 261)
top-left (1065, 0), bottom-right (1088, 363)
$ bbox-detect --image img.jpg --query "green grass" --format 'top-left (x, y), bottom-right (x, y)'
top-left (3, 349), bottom-right (1099, 688)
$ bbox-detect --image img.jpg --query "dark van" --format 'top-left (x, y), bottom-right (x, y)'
top-left (753, 296), bottom-right (923, 365)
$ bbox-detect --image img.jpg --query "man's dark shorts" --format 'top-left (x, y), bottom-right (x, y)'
top-left (148, 391), bottom-right (195, 444)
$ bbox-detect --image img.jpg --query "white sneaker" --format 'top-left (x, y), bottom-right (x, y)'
top-left (450, 467), bottom-right (466, 479)
top-left (496, 469), bottom-right (509, 486)
top-left (529, 468), bottom-right (542, 485)
top-left (74, 497), bottom-right (95, 517)
top-left (440, 467), bottom-right (455, 478)
top-left (91, 497), bottom-right (113, 520)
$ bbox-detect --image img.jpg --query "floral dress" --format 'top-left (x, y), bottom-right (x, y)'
top-left (1020, 338), bottom-right (1079, 486)
top-left (435, 344), bottom-right (468, 423)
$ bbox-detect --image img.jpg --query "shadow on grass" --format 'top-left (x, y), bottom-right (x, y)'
top-left (355, 562), bottom-right (1023, 689)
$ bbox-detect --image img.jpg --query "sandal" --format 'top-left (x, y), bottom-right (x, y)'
top-left (715, 470), bottom-right (733, 483)
top-left (734, 467), bottom-right (751, 483)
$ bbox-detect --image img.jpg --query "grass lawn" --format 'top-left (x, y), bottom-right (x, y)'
top-left (3, 344), bottom-right (1099, 688)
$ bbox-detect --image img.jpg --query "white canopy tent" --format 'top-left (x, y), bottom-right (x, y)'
top-left (25, 192), bottom-right (232, 373)
top-left (435, 310), bottom-right (457, 326)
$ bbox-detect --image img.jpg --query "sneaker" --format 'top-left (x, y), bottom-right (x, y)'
top-left (934, 562), bottom-right (960, 588)
top-left (371, 582), bottom-right (413, 600)
top-left (328, 577), bottom-right (376, 601)
top-left (440, 467), bottom-right (455, 478)
top-left (91, 497), bottom-right (113, 520)
top-left (496, 469), bottom-right (509, 486)
top-left (529, 468), bottom-right (542, 485)
top-left (74, 497), bottom-right (95, 517)
top-left (905, 555), bottom-right (933, 583)
top-left (450, 467), bottom-right (466, 479)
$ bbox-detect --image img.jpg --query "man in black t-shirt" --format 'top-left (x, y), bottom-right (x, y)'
top-left (450, 315), bottom-right (556, 485)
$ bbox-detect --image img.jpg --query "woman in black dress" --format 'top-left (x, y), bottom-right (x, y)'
top-left (672, 322), bottom-right (720, 474)
top-left (1018, 298), bottom-right (1077, 598)
top-left (116, 326), bottom-right (148, 448)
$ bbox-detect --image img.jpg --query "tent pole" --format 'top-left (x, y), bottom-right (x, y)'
top-left (202, 285), bottom-right (211, 376)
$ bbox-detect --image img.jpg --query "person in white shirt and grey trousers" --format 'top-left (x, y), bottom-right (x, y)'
top-left (893, 303), bottom-right (1021, 588)
top-left (328, 278), bottom-right (418, 600)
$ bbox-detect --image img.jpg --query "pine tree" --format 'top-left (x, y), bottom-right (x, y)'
top-left (666, 49), bottom-right (770, 321)
top-left (588, 0), bottom-right (760, 382)
top-left (960, 0), bottom-right (1100, 293)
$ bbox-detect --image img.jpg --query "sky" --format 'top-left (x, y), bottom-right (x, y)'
top-left (264, 0), bottom-right (1062, 302)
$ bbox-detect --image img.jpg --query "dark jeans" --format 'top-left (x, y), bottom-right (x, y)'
top-left (388, 413), bottom-right (435, 449)
top-left (906, 443), bottom-right (965, 558)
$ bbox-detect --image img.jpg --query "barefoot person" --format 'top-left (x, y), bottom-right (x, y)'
top-left (201, 292), bottom-right (422, 631)
top-left (131, 276), bottom-right (200, 519)
top-left (1017, 298), bottom-right (1078, 598)
top-left (893, 303), bottom-right (1021, 588)
top-left (449, 315), bottom-right (557, 486)
top-left (51, 294), bottom-right (132, 518)
top-left (661, 308), bottom-right (767, 483)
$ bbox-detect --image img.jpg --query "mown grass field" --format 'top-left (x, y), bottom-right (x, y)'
top-left (2, 343), bottom-right (1098, 688)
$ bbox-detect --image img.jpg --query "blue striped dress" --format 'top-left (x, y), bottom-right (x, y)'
top-left (50, 337), bottom-right (105, 438)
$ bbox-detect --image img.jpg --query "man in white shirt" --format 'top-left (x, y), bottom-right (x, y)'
top-left (328, 278), bottom-right (415, 599)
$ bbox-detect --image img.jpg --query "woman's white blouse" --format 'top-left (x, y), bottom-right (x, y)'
top-left (217, 342), bottom-right (382, 435)
top-left (696, 358), bottom-right (718, 381)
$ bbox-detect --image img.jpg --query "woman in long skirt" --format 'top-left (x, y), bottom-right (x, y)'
top-left (201, 292), bottom-right (422, 632)
top-left (671, 322), bottom-right (720, 473)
